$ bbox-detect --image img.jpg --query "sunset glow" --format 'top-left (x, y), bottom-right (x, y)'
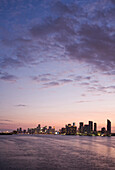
top-left (0, 0), bottom-right (115, 132)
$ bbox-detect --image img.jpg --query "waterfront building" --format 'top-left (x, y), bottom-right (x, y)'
top-left (94, 123), bottom-right (97, 132)
top-left (61, 127), bottom-right (66, 134)
top-left (89, 121), bottom-right (93, 133)
top-left (101, 127), bottom-right (106, 134)
top-left (42, 126), bottom-right (47, 133)
top-left (23, 129), bottom-right (26, 134)
top-left (66, 124), bottom-right (77, 135)
top-left (73, 122), bottom-right (75, 126)
top-left (19, 127), bottom-right (22, 133)
top-left (17, 127), bottom-right (22, 133)
top-left (84, 125), bottom-right (90, 134)
top-left (37, 124), bottom-right (41, 133)
top-left (47, 126), bottom-right (55, 134)
top-left (107, 119), bottom-right (111, 135)
top-left (79, 122), bottom-right (84, 133)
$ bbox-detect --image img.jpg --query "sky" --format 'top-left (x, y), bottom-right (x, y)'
top-left (0, 0), bottom-right (115, 132)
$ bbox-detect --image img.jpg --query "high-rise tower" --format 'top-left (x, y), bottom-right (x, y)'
top-left (89, 121), bottom-right (93, 133)
top-left (94, 123), bottom-right (97, 132)
top-left (79, 122), bottom-right (83, 133)
top-left (107, 119), bottom-right (111, 135)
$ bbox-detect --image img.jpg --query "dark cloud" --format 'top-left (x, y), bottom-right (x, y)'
top-left (74, 76), bottom-right (91, 82)
top-left (32, 71), bottom-right (115, 94)
top-left (0, 0), bottom-right (114, 74)
top-left (51, 1), bottom-right (72, 15)
top-left (0, 119), bottom-right (13, 126)
top-left (0, 71), bottom-right (18, 82)
top-left (59, 79), bottom-right (73, 84)
top-left (88, 85), bottom-right (115, 94)
top-left (43, 81), bottom-right (60, 88)
top-left (103, 71), bottom-right (115, 76)
top-left (0, 58), bottom-right (24, 68)
top-left (15, 104), bottom-right (27, 107)
top-left (32, 73), bottom-right (53, 83)
top-left (80, 82), bottom-right (90, 86)
top-left (111, 0), bottom-right (115, 5)
top-left (0, 123), bottom-right (9, 125)
top-left (0, 119), bottom-right (13, 122)
top-left (66, 23), bottom-right (115, 71)
top-left (32, 76), bottom-right (50, 83)
top-left (30, 16), bottom-right (75, 38)
top-left (32, 74), bottom-right (74, 88)
top-left (74, 76), bottom-right (83, 81)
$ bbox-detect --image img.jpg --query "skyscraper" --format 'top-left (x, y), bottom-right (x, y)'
top-left (107, 119), bottom-right (111, 135)
top-left (84, 125), bottom-right (90, 134)
top-left (101, 127), bottom-right (106, 134)
top-left (73, 122), bottom-right (75, 126)
top-left (94, 123), bottom-right (97, 132)
top-left (66, 124), bottom-right (77, 135)
top-left (89, 121), bottom-right (93, 133)
top-left (37, 124), bottom-right (41, 133)
top-left (79, 122), bottom-right (83, 133)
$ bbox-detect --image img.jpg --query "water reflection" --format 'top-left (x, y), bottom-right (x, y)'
top-left (0, 135), bottom-right (115, 170)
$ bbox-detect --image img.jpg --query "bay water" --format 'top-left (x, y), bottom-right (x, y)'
top-left (0, 135), bottom-right (115, 170)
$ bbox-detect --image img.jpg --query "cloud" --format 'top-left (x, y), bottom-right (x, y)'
top-left (81, 94), bottom-right (86, 97)
top-left (74, 76), bottom-right (91, 82)
top-left (0, 71), bottom-right (18, 82)
top-left (87, 85), bottom-right (115, 94)
top-left (80, 82), bottom-right (90, 86)
top-left (59, 79), bottom-right (73, 84)
top-left (66, 23), bottom-right (115, 71)
top-left (0, 119), bottom-right (13, 122)
top-left (51, 1), bottom-right (72, 15)
top-left (32, 73), bottom-right (52, 83)
top-left (76, 100), bottom-right (91, 103)
top-left (43, 81), bottom-right (60, 88)
top-left (0, 58), bottom-right (24, 68)
top-left (0, 0), bottom-right (114, 74)
top-left (32, 74), bottom-right (73, 88)
top-left (30, 16), bottom-right (75, 38)
top-left (15, 104), bottom-right (27, 107)
top-left (0, 119), bottom-right (13, 126)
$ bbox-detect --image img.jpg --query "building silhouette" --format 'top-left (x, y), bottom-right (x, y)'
top-left (107, 119), bottom-right (111, 135)
top-left (101, 127), bottom-right (106, 134)
top-left (89, 121), bottom-right (93, 133)
top-left (79, 122), bottom-right (84, 133)
top-left (84, 125), bottom-right (90, 134)
top-left (66, 123), bottom-right (77, 135)
top-left (94, 123), bottom-right (97, 132)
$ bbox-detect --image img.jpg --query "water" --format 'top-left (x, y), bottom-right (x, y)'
top-left (0, 135), bottom-right (115, 170)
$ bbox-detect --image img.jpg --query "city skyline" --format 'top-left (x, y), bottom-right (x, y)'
top-left (1, 118), bottom-right (110, 134)
top-left (0, 0), bottom-right (115, 132)
top-left (10, 119), bottom-right (112, 136)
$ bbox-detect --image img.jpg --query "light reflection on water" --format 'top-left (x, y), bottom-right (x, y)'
top-left (0, 135), bottom-right (115, 170)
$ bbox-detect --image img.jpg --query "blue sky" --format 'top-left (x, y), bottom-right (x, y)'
top-left (0, 0), bottom-right (115, 131)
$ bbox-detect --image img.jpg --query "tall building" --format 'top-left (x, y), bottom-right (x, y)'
top-left (94, 123), bottom-right (97, 132)
top-left (79, 122), bottom-right (83, 133)
top-left (17, 127), bottom-right (22, 133)
top-left (107, 119), bottom-right (111, 135)
top-left (89, 121), bottom-right (93, 133)
top-left (84, 125), bottom-right (90, 134)
top-left (66, 124), bottom-right (77, 135)
top-left (47, 126), bottom-right (55, 134)
top-left (36, 124), bottom-right (41, 133)
top-left (101, 127), bottom-right (106, 134)
top-left (61, 127), bottom-right (66, 134)
top-left (73, 122), bottom-right (75, 126)
top-left (42, 126), bottom-right (47, 133)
